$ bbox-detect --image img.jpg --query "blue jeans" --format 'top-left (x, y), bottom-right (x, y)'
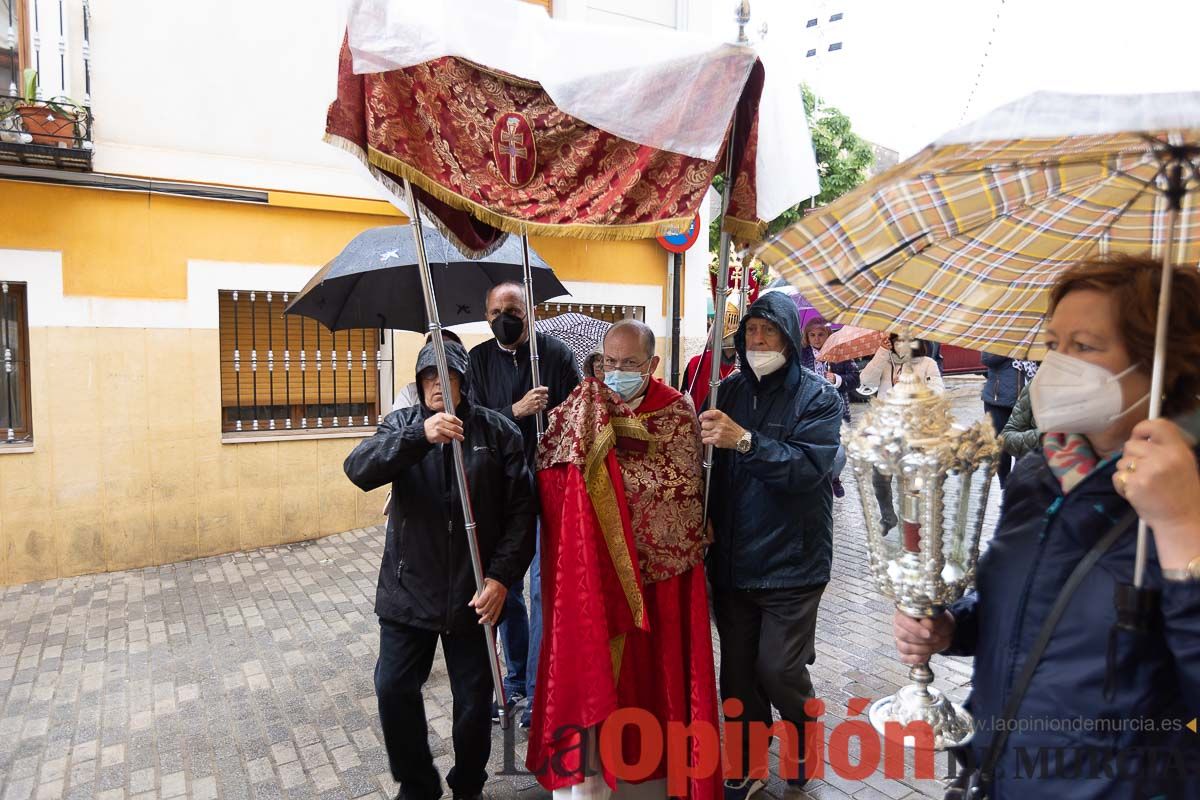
top-left (526, 528), bottom-right (543, 718)
top-left (498, 578), bottom-right (529, 699)
top-left (832, 444), bottom-right (847, 482)
top-left (498, 522), bottom-right (542, 704)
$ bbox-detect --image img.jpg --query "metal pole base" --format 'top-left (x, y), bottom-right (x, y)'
top-left (868, 663), bottom-right (975, 751)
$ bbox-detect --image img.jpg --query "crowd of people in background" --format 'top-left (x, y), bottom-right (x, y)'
top-left (344, 259), bottom-right (1200, 800)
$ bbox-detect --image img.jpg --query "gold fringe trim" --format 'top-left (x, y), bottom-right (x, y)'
top-left (366, 146), bottom-right (697, 242)
top-left (723, 215), bottom-right (769, 244)
top-left (323, 133), bottom-right (509, 259)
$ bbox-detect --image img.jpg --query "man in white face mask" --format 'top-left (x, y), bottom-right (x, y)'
top-left (699, 291), bottom-right (843, 797)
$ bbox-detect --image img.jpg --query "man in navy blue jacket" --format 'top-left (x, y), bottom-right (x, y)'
top-left (700, 292), bottom-right (843, 799)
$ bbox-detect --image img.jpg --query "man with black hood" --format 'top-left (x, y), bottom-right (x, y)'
top-left (468, 282), bottom-right (579, 726)
top-left (344, 339), bottom-right (536, 800)
top-left (699, 291), bottom-right (842, 799)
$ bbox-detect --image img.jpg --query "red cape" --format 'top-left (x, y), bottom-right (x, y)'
top-left (528, 379), bottom-right (720, 799)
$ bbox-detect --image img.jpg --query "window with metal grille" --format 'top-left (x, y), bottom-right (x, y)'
top-left (828, 42), bottom-right (843, 52)
top-left (830, 12), bottom-right (844, 22)
top-left (536, 302), bottom-right (645, 325)
top-left (1, 0), bottom-right (29, 98)
top-left (1, 280), bottom-right (32, 444)
top-left (806, 18), bottom-right (818, 27)
top-left (217, 290), bottom-right (391, 435)
top-left (806, 49), bottom-right (817, 58)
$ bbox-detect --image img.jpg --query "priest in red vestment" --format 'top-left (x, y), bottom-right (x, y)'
top-left (528, 320), bottom-right (720, 800)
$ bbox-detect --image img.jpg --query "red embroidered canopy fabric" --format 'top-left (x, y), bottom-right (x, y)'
top-left (326, 37), bottom-right (768, 249)
top-left (528, 379), bottom-right (719, 799)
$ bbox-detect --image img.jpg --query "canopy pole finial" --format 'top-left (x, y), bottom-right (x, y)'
top-left (735, 1), bottom-right (751, 44)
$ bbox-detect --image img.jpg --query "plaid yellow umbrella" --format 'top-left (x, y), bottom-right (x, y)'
top-left (758, 89), bottom-right (1200, 600)
top-left (757, 91), bottom-right (1200, 359)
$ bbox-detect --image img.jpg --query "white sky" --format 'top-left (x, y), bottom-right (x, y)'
top-left (711, 0), bottom-right (1200, 157)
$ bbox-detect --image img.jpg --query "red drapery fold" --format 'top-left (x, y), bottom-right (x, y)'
top-left (528, 453), bottom-right (645, 789)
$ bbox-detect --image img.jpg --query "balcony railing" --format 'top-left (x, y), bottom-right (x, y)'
top-left (1, 0), bottom-right (93, 170)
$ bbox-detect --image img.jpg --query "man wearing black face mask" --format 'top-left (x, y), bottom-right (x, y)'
top-left (468, 281), bottom-right (580, 727)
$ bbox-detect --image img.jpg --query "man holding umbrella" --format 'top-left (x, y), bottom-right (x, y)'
top-left (469, 281), bottom-right (580, 726)
top-left (344, 339), bottom-right (536, 800)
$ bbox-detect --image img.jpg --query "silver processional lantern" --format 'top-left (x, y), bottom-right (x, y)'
top-left (845, 333), bottom-right (999, 750)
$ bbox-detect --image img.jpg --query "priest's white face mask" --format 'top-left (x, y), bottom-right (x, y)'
top-left (602, 327), bottom-right (660, 402)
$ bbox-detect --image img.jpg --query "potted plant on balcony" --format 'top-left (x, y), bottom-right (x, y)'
top-left (12, 69), bottom-right (81, 147)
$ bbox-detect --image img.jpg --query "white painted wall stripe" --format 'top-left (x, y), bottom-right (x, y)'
top-left (0, 250), bottom-right (671, 337)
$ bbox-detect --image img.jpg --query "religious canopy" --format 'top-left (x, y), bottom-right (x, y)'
top-left (325, 0), bottom-right (819, 255)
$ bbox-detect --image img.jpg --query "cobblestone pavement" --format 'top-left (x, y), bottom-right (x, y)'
top-left (0, 378), bottom-right (1000, 800)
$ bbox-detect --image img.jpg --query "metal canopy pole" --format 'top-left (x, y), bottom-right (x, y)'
top-left (520, 232), bottom-right (544, 438)
top-left (1133, 155), bottom-right (1187, 589)
top-left (701, 118), bottom-right (740, 523)
top-left (402, 179), bottom-right (510, 729)
top-left (702, 0), bottom-right (753, 521)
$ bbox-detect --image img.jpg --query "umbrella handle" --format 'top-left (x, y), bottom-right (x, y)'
top-left (1133, 192), bottom-right (1181, 588)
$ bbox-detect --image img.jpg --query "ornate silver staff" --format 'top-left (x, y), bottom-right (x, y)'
top-left (402, 179), bottom-right (510, 729)
top-left (846, 332), bottom-right (999, 750)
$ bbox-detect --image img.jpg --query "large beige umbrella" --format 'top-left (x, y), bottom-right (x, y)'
top-left (757, 89), bottom-right (1200, 601)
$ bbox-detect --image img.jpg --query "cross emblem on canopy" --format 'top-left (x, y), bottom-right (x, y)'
top-left (492, 113), bottom-right (536, 188)
top-left (499, 117), bottom-right (527, 185)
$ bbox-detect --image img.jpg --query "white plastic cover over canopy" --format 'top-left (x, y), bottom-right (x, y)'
top-left (344, 0), bottom-right (820, 223)
top-left (937, 90), bottom-right (1200, 144)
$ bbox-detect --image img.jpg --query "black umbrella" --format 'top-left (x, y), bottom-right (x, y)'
top-left (285, 225), bottom-right (568, 332)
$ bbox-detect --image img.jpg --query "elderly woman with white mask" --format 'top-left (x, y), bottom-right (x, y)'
top-left (894, 254), bottom-right (1200, 800)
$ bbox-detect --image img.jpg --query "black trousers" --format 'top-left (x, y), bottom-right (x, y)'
top-left (713, 584), bottom-right (826, 779)
top-left (376, 618), bottom-right (493, 799)
top-left (985, 403), bottom-right (1014, 487)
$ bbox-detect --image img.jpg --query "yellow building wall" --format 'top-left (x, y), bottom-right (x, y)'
top-left (0, 325), bottom-right (389, 585)
top-left (0, 180), bottom-right (669, 586)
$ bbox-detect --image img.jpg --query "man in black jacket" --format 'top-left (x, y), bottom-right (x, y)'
top-left (344, 340), bottom-right (536, 800)
top-left (468, 282), bottom-right (579, 726)
top-left (699, 292), bottom-right (842, 799)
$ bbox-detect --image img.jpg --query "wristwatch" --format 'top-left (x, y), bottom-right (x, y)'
top-left (735, 430), bottom-right (753, 454)
top-left (1162, 555), bottom-right (1200, 583)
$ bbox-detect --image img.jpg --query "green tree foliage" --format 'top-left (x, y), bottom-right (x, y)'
top-left (709, 84), bottom-right (875, 251)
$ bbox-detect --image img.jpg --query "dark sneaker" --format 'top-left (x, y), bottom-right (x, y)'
top-left (832, 478), bottom-right (845, 498)
top-left (519, 709), bottom-right (532, 729)
top-left (452, 794), bottom-right (482, 800)
top-left (724, 777), bottom-right (766, 800)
